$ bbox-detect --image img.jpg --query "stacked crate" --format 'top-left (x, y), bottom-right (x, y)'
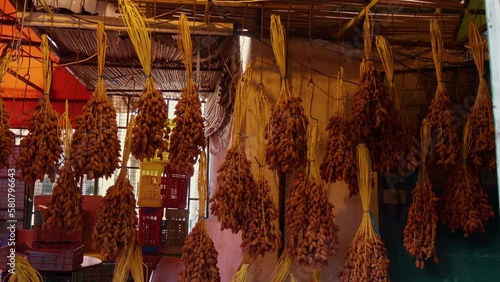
top-left (137, 157), bottom-right (190, 262)
top-left (28, 225), bottom-right (84, 272)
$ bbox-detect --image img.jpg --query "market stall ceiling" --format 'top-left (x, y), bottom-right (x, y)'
top-left (5, 0), bottom-right (485, 98)
top-left (134, 0), bottom-right (481, 45)
top-left (36, 26), bottom-right (232, 93)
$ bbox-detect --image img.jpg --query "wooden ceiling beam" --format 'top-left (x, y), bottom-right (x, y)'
top-left (16, 12), bottom-right (233, 36)
top-left (334, 0), bottom-right (380, 39)
top-left (62, 60), bottom-right (224, 72)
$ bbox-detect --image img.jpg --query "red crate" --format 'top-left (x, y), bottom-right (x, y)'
top-left (138, 207), bottom-right (163, 254)
top-left (27, 242), bottom-right (84, 271)
top-left (33, 226), bottom-right (83, 243)
top-left (163, 166), bottom-right (189, 209)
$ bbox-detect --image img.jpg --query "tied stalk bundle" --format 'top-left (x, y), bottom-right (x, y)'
top-left (4, 255), bottom-right (43, 282)
top-left (179, 151), bottom-right (221, 281)
top-left (350, 11), bottom-right (396, 174)
top-left (403, 120), bottom-right (439, 269)
top-left (375, 36), bottom-right (419, 175)
top-left (210, 67), bottom-right (258, 234)
top-left (0, 53), bottom-right (15, 169)
top-left (467, 23), bottom-right (495, 171)
top-left (17, 34), bottom-right (62, 185)
top-left (425, 20), bottom-right (460, 169)
top-left (71, 23), bottom-right (121, 180)
top-left (265, 15), bottom-right (308, 174)
top-left (241, 87), bottom-right (281, 259)
top-left (320, 68), bottom-right (358, 197)
top-left (92, 116), bottom-right (140, 261)
top-left (169, 14), bottom-right (206, 176)
top-left (42, 102), bottom-right (84, 233)
top-left (440, 121), bottom-right (494, 237)
top-left (286, 125), bottom-right (340, 270)
top-left (119, 0), bottom-right (169, 162)
top-left (339, 144), bottom-right (390, 282)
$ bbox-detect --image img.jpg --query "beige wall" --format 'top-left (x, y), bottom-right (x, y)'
top-left (205, 37), bottom-right (474, 281)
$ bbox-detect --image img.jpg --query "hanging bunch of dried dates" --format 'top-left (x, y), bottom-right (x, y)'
top-left (71, 23), bottom-right (121, 180)
top-left (42, 160), bottom-right (84, 233)
top-left (0, 53), bottom-right (15, 169)
top-left (168, 80), bottom-right (205, 176)
top-left (92, 117), bottom-right (139, 260)
top-left (350, 14), bottom-right (398, 175)
top-left (375, 35), bottom-right (419, 175)
top-left (286, 126), bottom-right (339, 270)
top-left (425, 20), bottom-right (460, 169)
top-left (440, 121), bottom-right (494, 238)
top-left (339, 144), bottom-right (391, 282)
top-left (210, 66), bottom-right (258, 234)
top-left (467, 23), bottom-right (495, 172)
top-left (168, 15), bottom-right (206, 176)
top-left (320, 68), bottom-right (358, 196)
top-left (403, 120), bottom-right (439, 270)
top-left (178, 218), bottom-right (220, 281)
top-left (265, 15), bottom-right (308, 174)
top-left (210, 143), bottom-right (256, 233)
top-left (240, 176), bottom-right (281, 258)
top-left (17, 35), bottom-right (62, 185)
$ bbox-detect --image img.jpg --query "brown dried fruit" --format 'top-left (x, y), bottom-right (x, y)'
top-left (179, 218), bottom-right (220, 282)
top-left (0, 95), bottom-right (15, 169)
top-left (42, 160), bottom-right (84, 233)
top-left (403, 121), bottom-right (438, 269)
top-left (286, 170), bottom-right (340, 270)
top-left (210, 145), bottom-right (256, 233)
top-left (17, 94), bottom-right (62, 185)
top-left (168, 82), bottom-right (205, 176)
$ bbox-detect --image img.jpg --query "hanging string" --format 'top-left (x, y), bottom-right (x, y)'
top-left (376, 35), bottom-right (406, 121)
top-left (178, 14), bottom-right (195, 86)
top-left (198, 150), bottom-right (207, 218)
top-left (430, 20), bottom-right (445, 91)
top-left (307, 124), bottom-right (320, 181)
top-left (468, 22), bottom-right (488, 94)
top-left (270, 15), bottom-right (288, 100)
top-left (58, 100), bottom-right (72, 159)
top-left (356, 143), bottom-right (376, 240)
top-left (462, 120), bottom-right (473, 166)
top-left (420, 119), bottom-right (431, 171)
top-left (118, 0), bottom-right (154, 89)
top-left (94, 22), bottom-right (107, 98)
top-left (254, 84), bottom-right (270, 174)
top-left (231, 66), bottom-right (252, 147)
top-left (363, 8), bottom-right (374, 61)
top-left (259, 4), bottom-right (264, 87)
top-left (41, 34), bottom-right (52, 97)
top-left (118, 115), bottom-right (136, 182)
top-left (334, 67), bottom-right (345, 116)
top-left (94, 22), bottom-right (108, 95)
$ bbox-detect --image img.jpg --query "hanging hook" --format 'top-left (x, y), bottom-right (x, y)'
top-left (309, 79), bottom-right (319, 124)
